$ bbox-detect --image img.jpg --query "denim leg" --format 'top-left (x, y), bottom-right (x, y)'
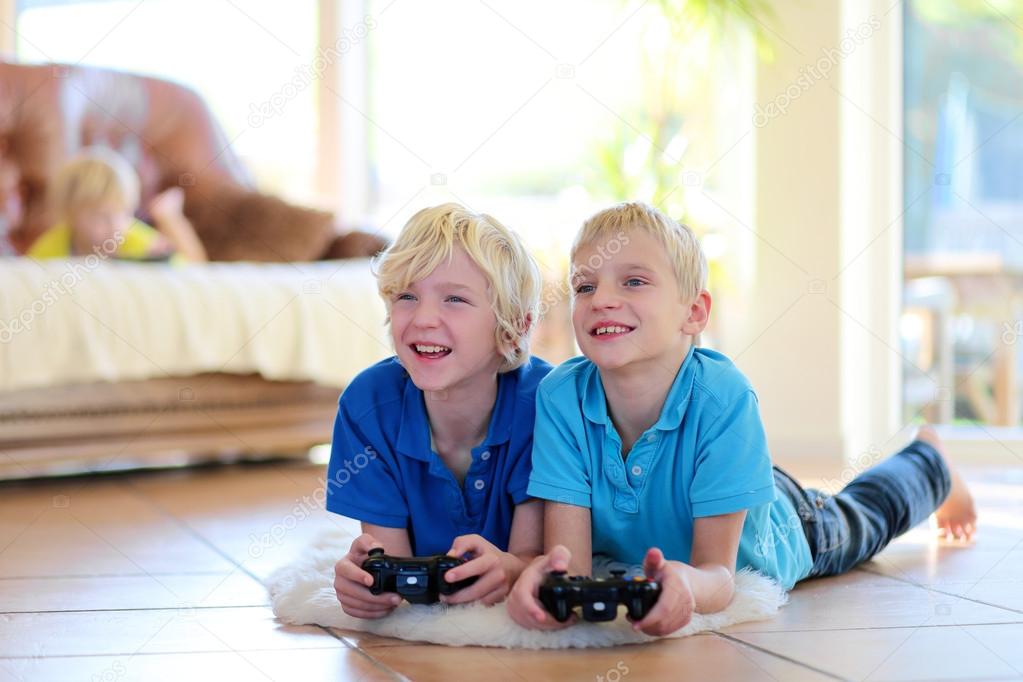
top-left (802, 440), bottom-right (952, 578)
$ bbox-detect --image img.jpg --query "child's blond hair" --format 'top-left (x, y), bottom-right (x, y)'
top-left (571, 202), bottom-right (707, 302)
top-left (51, 147), bottom-right (140, 221)
top-left (374, 203), bottom-right (541, 372)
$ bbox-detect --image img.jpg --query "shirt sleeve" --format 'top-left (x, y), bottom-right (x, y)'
top-left (324, 397), bottom-right (409, 528)
top-left (525, 386), bottom-right (592, 508)
top-left (690, 390), bottom-right (776, 517)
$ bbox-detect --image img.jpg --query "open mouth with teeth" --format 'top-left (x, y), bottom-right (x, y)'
top-left (412, 343), bottom-right (452, 359)
top-left (591, 325), bottom-right (634, 337)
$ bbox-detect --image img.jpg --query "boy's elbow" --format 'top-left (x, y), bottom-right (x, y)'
top-left (693, 563), bottom-right (736, 614)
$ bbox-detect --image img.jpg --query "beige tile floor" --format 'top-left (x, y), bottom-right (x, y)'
top-left (0, 460), bottom-right (1020, 682)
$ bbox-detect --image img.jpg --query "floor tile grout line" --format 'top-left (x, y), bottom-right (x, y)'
top-left (114, 477), bottom-right (269, 586)
top-left (722, 619), bottom-right (1023, 635)
top-left (0, 571), bottom-right (238, 580)
top-left (0, 604), bottom-right (269, 616)
top-left (0, 645), bottom-right (360, 661)
top-left (856, 567), bottom-right (1023, 616)
top-left (114, 474), bottom-right (407, 681)
top-left (713, 632), bottom-right (852, 681)
top-left (316, 627), bottom-right (408, 682)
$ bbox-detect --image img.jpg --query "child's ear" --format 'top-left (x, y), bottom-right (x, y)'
top-left (681, 290), bottom-right (712, 336)
top-left (507, 313), bottom-right (533, 357)
top-left (521, 312), bottom-right (533, 335)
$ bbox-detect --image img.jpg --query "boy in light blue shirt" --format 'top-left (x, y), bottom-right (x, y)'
top-left (508, 202), bottom-right (977, 636)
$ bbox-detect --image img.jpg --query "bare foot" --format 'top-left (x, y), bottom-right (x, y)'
top-left (916, 426), bottom-right (977, 542)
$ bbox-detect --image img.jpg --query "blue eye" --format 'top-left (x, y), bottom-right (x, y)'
top-left (395, 293), bottom-right (416, 302)
top-left (446, 296), bottom-right (468, 304)
top-left (625, 278), bottom-right (645, 287)
top-left (574, 284), bottom-right (594, 295)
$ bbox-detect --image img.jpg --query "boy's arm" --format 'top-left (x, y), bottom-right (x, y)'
top-left (633, 510), bottom-right (745, 636)
top-left (683, 509), bottom-right (745, 613)
top-left (507, 498), bottom-right (544, 563)
top-left (148, 187), bottom-right (208, 262)
top-left (506, 500), bottom-right (590, 630)
top-left (362, 523), bottom-right (413, 556)
top-left (544, 500), bottom-right (592, 575)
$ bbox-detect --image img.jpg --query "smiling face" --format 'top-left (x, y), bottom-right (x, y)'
top-left (389, 246), bottom-right (503, 395)
top-left (572, 229), bottom-right (706, 374)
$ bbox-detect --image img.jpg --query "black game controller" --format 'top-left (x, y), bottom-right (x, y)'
top-left (539, 569), bottom-right (661, 622)
top-left (361, 548), bottom-right (478, 604)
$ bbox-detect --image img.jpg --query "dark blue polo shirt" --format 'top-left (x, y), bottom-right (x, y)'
top-left (325, 356), bottom-right (552, 556)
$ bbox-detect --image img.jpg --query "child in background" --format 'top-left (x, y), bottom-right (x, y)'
top-left (27, 146), bottom-right (206, 262)
top-left (329, 203), bottom-right (552, 618)
top-left (508, 202), bottom-right (976, 636)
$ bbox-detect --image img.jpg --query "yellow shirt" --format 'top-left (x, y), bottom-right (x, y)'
top-left (27, 220), bottom-right (182, 263)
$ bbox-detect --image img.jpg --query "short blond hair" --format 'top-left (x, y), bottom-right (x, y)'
top-left (571, 202), bottom-right (707, 301)
top-left (375, 203), bottom-right (541, 372)
top-left (51, 147), bottom-right (140, 220)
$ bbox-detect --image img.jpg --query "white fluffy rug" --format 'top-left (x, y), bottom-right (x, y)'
top-left (266, 530), bottom-right (788, 649)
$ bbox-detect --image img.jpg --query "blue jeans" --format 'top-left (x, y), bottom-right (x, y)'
top-left (774, 440), bottom-right (952, 580)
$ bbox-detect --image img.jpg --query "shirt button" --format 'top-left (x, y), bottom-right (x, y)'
top-left (631, 465), bottom-right (642, 476)
top-left (474, 479), bottom-right (485, 490)
top-left (480, 450), bottom-right (491, 461)
top-left (646, 434), bottom-right (656, 443)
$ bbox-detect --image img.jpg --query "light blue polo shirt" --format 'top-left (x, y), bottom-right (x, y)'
top-left (526, 347), bottom-right (812, 589)
top-left (326, 356), bottom-right (552, 556)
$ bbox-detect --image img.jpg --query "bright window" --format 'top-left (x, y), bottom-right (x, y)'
top-left (15, 0), bottom-right (320, 205)
top-left (902, 0), bottom-right (1023, 427)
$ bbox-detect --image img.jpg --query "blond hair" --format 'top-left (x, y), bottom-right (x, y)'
top-left (51, 147), bottom-right (140, 220)
top-left (571, 202), bottom-right (707, 301)
top-left (375, 203), bottom-right (541, 372)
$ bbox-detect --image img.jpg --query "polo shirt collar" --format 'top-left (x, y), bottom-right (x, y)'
top-left (581, 345), bottom-right (697, 431)
top-left (395, 366), bottom-right (519, 460)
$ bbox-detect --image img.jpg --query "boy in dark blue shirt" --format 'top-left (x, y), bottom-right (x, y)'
top-left (329, 203), bottom-right (552, 618)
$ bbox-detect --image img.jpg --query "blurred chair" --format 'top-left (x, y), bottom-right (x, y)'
top-left (903, 276), bottom-right (956, 424)
top-left (906, 252), bottom-right (1023, 426)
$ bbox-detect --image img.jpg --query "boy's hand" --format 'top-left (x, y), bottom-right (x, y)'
top-left (439, 534), bottom-right (519, 606)
top-left (632, 547), bottom-right (695, 636)
top-left (333, 533), bottom-right (401, 619)
top-left (506, 544), bottom-right (576, 630)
